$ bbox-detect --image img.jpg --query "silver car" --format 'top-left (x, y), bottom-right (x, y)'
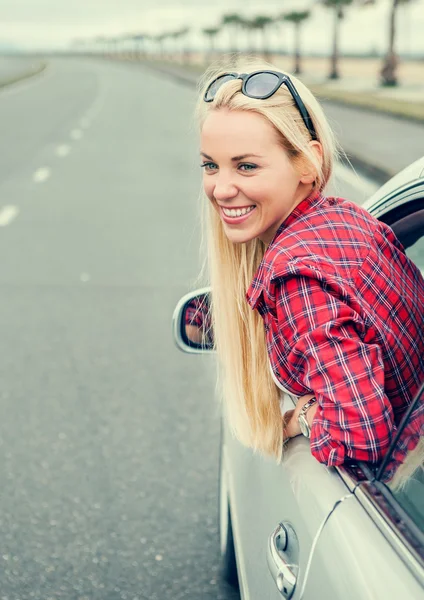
top-left (172, 157), bottom-right (424, 600)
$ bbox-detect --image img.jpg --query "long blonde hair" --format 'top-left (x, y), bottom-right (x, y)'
top-left (195, 57), bottom-right (339, 460)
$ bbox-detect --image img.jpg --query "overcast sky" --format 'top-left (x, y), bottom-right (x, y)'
top-left (1, 0), bottom-right (423, 54)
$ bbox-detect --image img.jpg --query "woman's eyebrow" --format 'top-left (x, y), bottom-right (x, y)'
top-left (200, 152), bottom-right (263, 161)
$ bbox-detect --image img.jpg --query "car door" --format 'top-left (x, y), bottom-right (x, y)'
top-left (224, 402), bottom-right (356, 600)
top-left (302, 383), bottom-right (424, 600)
top-left (226, 159), bottom-right (424, 599)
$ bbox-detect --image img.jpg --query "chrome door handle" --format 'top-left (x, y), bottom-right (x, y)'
top-left (267, 522), bottom-right (299, 599)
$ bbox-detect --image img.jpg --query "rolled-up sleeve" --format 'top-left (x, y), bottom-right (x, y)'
top-left (273, 265), bottom-right (395, 466)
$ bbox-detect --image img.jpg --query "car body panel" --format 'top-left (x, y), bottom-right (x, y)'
top-left (303, 493), bottom-right (424, 600)
top-left (224, 419), bottom-right (353, 599)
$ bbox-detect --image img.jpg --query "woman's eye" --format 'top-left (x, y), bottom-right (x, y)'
top-left (200, 162), bottom-right (217, 171)
top-left (239, 163), bottom-right (257, 172)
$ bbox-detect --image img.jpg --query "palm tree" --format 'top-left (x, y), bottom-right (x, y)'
top-left (166, 31), bottom-right (176, 61)
top-left (240, 18), bottom-right (256, 53)
top-left (178, 27), bottom-right (191, 64)
top-left (93, 36), bottom-right (108, 57)
top-left (132, 34), bottom-right (145, 60)
top-left (154, 33), bottom-right (167, 60)
top-left (169, 27), bottom-right (190, 63)
top-left (203, 27), bottom-right (220, 63)
top-left (321, 0), bottom-right (354, 79)
top-left (282, 11), bottom-right (311, 74)
top-left (221, 13), bottom-right (244, 54)
top-left (250, 15), bottom-right (274, 60)
top-left (107, 36), bottom-right (121, 58)
top-left (380, 0), bottom-right (414, 86)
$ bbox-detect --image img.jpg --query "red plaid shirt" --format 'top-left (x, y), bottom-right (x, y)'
top-left (246, 190), bottom-right (424, 475)
top-left (185, 296), bottom-right (212, 330)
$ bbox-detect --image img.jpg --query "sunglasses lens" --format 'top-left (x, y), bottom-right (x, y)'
top-left (245, 73), bottom-right (280, 98)
top-left (205, 74), bottom-right (236, 101)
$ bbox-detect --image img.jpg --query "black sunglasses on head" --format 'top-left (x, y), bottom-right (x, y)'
top-left (204, 70), bottom-right (317, 141)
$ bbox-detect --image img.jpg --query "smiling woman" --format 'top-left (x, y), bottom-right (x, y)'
top-left (194, 56), bottom-right (424, 486)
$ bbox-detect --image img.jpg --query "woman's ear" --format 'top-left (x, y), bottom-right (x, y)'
top-left (299, 141), bottom-right (323, 185)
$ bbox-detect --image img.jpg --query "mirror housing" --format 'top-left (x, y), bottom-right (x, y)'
top-left (172, 287), bottom-right (214, 354)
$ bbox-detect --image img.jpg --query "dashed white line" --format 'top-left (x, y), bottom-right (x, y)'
top-left (33, 167), bottom-right (51, 183)
top-left (0, 205), bottom-right (19, 226)
top-left (83, 85), bottom-right (106, 125)
top-left (80, 273), bottom-right (91, 283)
top-left (70, 129), bottom-right (83, 140)
top-left (80, 118), bottom-right (90, 129)
top-left (56, 144), bottom-right (71, 157)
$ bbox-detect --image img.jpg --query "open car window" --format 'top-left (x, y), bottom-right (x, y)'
top-left (372, 198), bottom-right (424, 534)
top-left (389, 199), bottom-right (424, 274)
top-left (376, 381), bottom-right (424, 533)
top-left (407, 234), bottom-right (424, 276)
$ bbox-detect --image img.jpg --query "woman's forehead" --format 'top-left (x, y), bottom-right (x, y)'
top-left (201, 109), bottom-right (278, 147)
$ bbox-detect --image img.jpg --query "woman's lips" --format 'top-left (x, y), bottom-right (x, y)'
top-left (220, 205), bottom-right (257, 225)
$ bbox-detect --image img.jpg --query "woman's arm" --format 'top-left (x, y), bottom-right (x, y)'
top-left (273, 267), bottom-right (395, 466)
top-left (283, 393), bottom-right (317, 439)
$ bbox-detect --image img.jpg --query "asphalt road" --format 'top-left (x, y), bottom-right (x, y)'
top-left (0, 57), bottom-right (379, 600)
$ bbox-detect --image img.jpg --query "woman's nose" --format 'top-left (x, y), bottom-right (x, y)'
top-left (213, 176), bottom-right (238, 202)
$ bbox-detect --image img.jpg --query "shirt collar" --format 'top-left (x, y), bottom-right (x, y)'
top-left (246, 188), bottom-right (324, 310)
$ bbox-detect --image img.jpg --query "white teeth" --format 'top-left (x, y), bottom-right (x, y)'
top-left (223, 206), bottom-right (255, 217)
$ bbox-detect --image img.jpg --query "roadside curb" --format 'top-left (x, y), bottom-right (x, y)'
top-left (140, 60), bottom-right (394, 184)
top-left (0, 61), bottom-right (48, 90)
top-left (340, 153), bottom-right (394, 186)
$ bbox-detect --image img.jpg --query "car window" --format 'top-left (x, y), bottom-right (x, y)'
top-left (389, 203), bottom-right (424, 274)
top-left (377, 384), bottom-right (424, 533)
top-left (392, 467), bottom-right (424, 532)
top-left (406, 236), bottom-right (424, 275)
top-left (386, 202), bottom-right (424, 528)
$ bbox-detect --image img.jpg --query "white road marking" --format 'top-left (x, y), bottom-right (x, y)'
top-left (33, 167), bottom-right (51, 183)
top-left (80, 273), bottom-right (91, 283)
top-left (80, 118), bottom-right (90, 129)
top-left (83, 85), bottom-right (106, 124)
top-left (70, 129), bottom-right (83, 140)
top-left (56, 144), bottom-right (70, 157)
top-left (0, 205), bottom-right (19, 226)
top-left (334, 162), bottom-right (379, 198)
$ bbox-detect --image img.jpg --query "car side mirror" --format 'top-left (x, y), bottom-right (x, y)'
top-left (172, 288), bottom-right (214, 353)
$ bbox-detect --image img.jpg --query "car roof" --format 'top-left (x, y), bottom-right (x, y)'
top-left (363, 156), bottom-right (424, 218)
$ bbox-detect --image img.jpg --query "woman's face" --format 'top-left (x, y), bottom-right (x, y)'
top-left (200, 108), bottom-right (316, 245)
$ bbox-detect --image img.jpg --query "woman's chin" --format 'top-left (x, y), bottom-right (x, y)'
top-left (223, 226), bottom-right (256, 245)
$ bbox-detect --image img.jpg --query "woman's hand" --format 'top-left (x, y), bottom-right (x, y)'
top-left (283, 393), bottom-right (317, 440)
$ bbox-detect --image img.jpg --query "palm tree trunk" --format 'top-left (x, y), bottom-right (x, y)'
top-left (248, 29), bottom-right (254, 53)
top-left (209, 37), bottom-right (215, 63)
top-left (381, 0), bottom-right (399, 86)
top-left (294, 23), bottom-right (301, 75)
top-left (229, 28), bottom-right (238, 54)
top-left (262, 28), bottom-right (270, 61)
top-left (329, 7), bottom-right (341, 80)
top-left (183, 34), bottom-right (190, 65)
